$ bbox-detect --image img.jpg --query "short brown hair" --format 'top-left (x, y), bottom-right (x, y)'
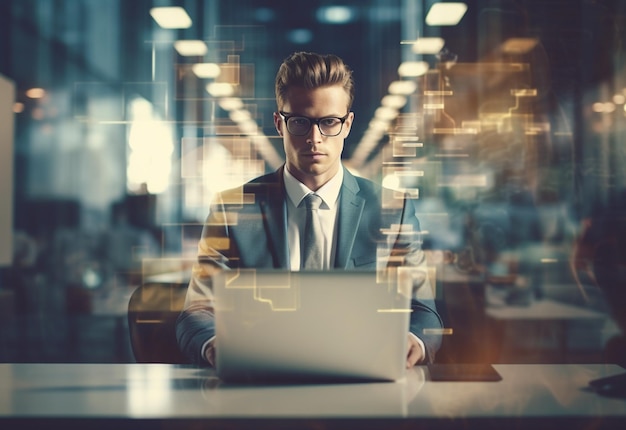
top-left (275, 51), bottom-right (355, 111)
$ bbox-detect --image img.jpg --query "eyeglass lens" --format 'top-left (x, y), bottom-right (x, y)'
top-left (286, 117), bottom-right (343, 136)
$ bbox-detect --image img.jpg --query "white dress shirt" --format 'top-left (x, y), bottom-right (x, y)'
top-left (283, 166), bottom-right (343, 271)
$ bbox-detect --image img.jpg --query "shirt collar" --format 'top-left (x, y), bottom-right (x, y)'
top-left (284, 165), bottom-right (343, 209)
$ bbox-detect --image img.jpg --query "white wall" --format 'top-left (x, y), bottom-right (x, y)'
top-left (0, 75), bottom-right (15, 266)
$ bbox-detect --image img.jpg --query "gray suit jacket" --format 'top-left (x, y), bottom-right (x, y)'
top-left (176, 166), bottom-right (443, 364)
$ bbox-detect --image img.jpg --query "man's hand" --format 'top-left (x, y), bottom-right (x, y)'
top-left (406, 333), bottom-right (425, 368)
top-left (204, 338), bottom-right (217, 367)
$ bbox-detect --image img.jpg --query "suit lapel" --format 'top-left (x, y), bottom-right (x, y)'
top-left (335, 169), bottom-right (365, 268)
top-left (256, 169), bottom-right (289, 268)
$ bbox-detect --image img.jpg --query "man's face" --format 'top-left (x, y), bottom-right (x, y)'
top-left (274, 85), bottom-right (354, 191)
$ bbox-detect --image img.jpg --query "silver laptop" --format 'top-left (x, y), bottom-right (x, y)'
top-left (213, 269), bottom-right (411, 383)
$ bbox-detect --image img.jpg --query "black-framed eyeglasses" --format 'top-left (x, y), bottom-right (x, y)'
top-left (279, 111), bottom-right (350, 137)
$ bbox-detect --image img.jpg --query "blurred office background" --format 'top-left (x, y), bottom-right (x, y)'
top-left (0, 0), bottom-right (625, 364)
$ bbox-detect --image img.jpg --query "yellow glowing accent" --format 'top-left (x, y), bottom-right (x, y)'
top-left (206, 82), bottom-right (234, 97)
top-left (381, 224), bottom-right (415, 235)
top-left (218, 97), bottom-right (244, 111)
top-left (229, 109), bottom-right (252, 123)
top-left (205, 238), bottom-right (230, 250)
top-left (150, 7), bottom-right (192, 29)
top-left (423, 328), bottom-right (453, 335)
top-left (388, 80), bottom-right (417, 95)
top-left (432, 128), bottom-right (478, 134)
top-left (396, 170), bottom-right (425, 177)
top-left (375, 106), bottom-right (399, 121)
top-left (398, 61), bottom-right (429, 77)
top-left (382, 161), bottom-right (412, 165)
top-left (135, 319), bottom-right (165, 324)
top-left (253, 294), bottom-right (298, 312)
top-left (511, 89), bottom-right (537, 97)
top-left (382, 174), bottom-right (401, 190)
top-left (426, 3), bottom-right (467, 26)
top-left (395, 136), bottom-right (423, 148)
top-left (441, 174), bottom-right (487, 186)
top-left (593, 102), bottom-right (616, 113)
top-left (13, 102), bottom-right (24, 113)
top-left (423, 90), bottom-right (453, 96)
top-left (410, 37), bottom-right (445, 54)
top-left (254, 287), bottom-right (298, 312)
top-left (192, 63), bottom-right (221, 78)
top-left (501, 38), bottom-right (538, 54)
top-left (434, 154), bottom-right (470, 160)
top-left (541, 258), bottom-right (559, 263)
top-left (174, 40), bottom-right (207, 56)
top-left (381, 95), bottom-right (407, 109)
top-left (26, 88), bottom-right (45, 99)
top-left (126, 98), bottom-right (173, 194)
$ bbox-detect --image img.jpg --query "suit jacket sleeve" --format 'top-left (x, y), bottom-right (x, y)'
top-left (176, 192), bottom-right (232, 365)
top-left (392, 196), bottom-right (444, 364)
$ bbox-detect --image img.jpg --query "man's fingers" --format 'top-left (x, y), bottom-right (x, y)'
top-left (406, 335), bottom-right (424, 368)
top-left (205, 339), bottom-right (217, 367)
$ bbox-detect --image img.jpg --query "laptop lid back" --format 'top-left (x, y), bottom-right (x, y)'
top-left (214, 269), bottom-right (411, 383)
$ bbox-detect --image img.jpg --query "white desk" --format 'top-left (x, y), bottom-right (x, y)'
top-left (1, 363), bottom-right (626, 429)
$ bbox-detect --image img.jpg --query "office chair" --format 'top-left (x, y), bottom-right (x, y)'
top-left (127, 282), bottom-right (188, 364)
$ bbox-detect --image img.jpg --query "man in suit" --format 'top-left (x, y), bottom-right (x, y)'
top-left (176, 51), bottom-right (443, 367)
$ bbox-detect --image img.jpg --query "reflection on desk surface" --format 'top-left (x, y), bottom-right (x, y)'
top-left (2, 363), bottom-right (626, 420)
top-left (485, 299), bottom-right (608, 320)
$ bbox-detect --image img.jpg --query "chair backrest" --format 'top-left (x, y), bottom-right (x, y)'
top-left (127, 282), bottom-right (188, 364)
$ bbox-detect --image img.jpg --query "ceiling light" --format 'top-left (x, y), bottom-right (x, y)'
top-left (368, 118), bottom-right (389, 131)
top-left (229, 109), bottom-right (252, 123)
top-left (593, 102), bottom-right (616, 113)
top-left (26, 88), bottom-right (46, 99)
top-left (150, 7), bottom-right (192, 29)
top-left (192, 63), bottom-right (221, 78)
top-left (398, 61), bottom-right (429, 77)
top-left (317, 6), bottom-right (356, 24)
top-left (287, 29), bottom-right (313, 44)
top-left (218, 97), bottom-right (244, 111)
top-left (375, 106), bottom-right (399, 121)
top-left (238, 119), bottom-right (258, 134)
top-left (604, 102), bottom-right (616, 113)
top-left (381, 95), bottom-right (407, 109)
top-left (425, 3), bottom-right (467, 26)
top-left (254, 8), bottom-right (276, 23)
top-left (174, 40), bottom-right (207, 56)
top-left (206, 83), bottom-right (234, 97)
top-left (388, 80), bottom-right (417, 95)
top-left (412, 37), bottom-right (445, 54)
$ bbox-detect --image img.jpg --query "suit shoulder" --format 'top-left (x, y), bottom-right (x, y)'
top-left (353, 174), bottom-right (382, 196)
top-left (247, 170), bottom-right (281, 185)
top-left (215, 171), bottom-right (281, 198)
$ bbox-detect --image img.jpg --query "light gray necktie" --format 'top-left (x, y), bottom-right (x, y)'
top-left (301, 193), bottom-right (323, 270)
